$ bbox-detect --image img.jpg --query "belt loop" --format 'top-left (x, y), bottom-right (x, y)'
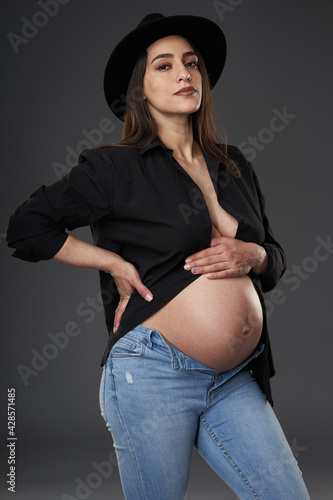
top-left (146, 328), bottom-right (153, 349)
top-left (149, 328), bottom-right (180, 370)
top-left (165, 341), bottom-right (180, 370)
top-left (171, 348), bottom-right (180, 370)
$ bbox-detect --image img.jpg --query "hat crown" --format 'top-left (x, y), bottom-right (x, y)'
top-left (137, 13), bottom-right (165, 29)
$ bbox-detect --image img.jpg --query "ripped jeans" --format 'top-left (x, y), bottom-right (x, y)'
top-left (99, 324), bottom-right (311, 500)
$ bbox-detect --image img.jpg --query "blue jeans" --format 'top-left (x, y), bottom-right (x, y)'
top-left (99, 324), bottom-right (310, 500)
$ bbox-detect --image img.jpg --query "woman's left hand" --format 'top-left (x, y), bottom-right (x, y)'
top-left (184, 236), bottom-right (268, 279)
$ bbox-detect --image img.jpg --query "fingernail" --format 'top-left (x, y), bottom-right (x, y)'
top-left (113, 326), bottom-right (116, 333)
top-left (191, 268), bottom-right (198, 274)
top-left (184, 264), bottom-right (191, 270)
top-left (145, 293), bottom-right (153, 301)
top-left (185, 258), bottom-right (192, 263)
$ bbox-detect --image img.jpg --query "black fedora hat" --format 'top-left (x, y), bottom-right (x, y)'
top-left (103, 13), bottom-right (227, 121)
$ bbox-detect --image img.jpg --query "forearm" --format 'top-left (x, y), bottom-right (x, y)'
top-left (51, 234), bottom-right (118, 273)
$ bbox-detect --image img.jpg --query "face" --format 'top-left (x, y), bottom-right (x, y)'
top-left (143, 35), bottom-right (202, 121)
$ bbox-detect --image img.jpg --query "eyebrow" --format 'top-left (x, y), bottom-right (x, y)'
top-left (150, 51), bottom-right (198, 64)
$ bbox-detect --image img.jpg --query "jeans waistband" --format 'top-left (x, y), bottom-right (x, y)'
top-left (123, 324), bottom-right (265, 378)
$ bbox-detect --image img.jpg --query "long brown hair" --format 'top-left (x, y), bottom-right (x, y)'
top-left (101, 39), bottom-right (241, 178)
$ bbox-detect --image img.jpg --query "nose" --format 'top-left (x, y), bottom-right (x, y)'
top-left (177, 67), bottom-right (191, 83)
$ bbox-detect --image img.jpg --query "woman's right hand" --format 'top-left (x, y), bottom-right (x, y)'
top-left (51, 236), bottom-right (153, 333)
top-left (108, 254), bottom-right (153, 333)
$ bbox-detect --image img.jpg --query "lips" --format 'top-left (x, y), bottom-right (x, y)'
top-left (175, 86), bottom-right (196, 96)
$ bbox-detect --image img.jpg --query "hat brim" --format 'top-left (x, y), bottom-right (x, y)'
top-left (104, 15), bottom-right (227, 121)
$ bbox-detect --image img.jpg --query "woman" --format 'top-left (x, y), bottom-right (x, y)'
top-left (6, 13), bottom-right (310, 500)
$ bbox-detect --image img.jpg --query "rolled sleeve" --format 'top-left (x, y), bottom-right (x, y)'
top-left (6, 148), bottom-right (114, 262)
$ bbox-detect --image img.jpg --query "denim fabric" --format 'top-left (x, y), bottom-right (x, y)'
top-left (99, 324), bottom-right (310, 500)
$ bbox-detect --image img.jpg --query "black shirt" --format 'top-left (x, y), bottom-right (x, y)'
top-left (6, 136), bottom-right (286, 405)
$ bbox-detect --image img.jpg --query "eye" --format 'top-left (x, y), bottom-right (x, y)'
top-left (186, 61), bottom-right (199, 68)
top-left (156, 64), bottom-right (171, 71)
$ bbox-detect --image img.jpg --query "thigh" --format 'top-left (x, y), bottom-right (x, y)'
top-left (99, 330), bottom-right (199, 500)
top-left (195, 368), bottom-right (311, 500)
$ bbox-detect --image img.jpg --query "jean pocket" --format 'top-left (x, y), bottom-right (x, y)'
top-left (110, 336), bottom-right (144, 358)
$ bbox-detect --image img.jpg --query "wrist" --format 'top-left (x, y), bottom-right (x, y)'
top-left (103, 251), bottom-right (124, 274)
top-left (251, 244), bottom-right (268, 275)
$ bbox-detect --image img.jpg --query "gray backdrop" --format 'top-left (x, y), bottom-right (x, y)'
top-left (1, 1), bottom-right (332, 499)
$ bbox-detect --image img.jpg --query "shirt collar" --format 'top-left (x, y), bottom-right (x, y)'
top-left (137, 135), bottom-right (173, 155)
top-left (137, 134), bottom-right (221, 192)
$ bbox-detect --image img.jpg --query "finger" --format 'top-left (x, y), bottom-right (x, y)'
top-left (210, 236), bottom-right (231, 247)
top-left (113, 276), bottom-right (134, 298)
top-left (184, 253), bottom-right (228, 270)
top-left (113, 306), bottom-right (124, 332)
top-left (188, 262), bottom-right (230, 275)
top-left (131, 275), bottom-right (153, 302)
top-left (206, 269), bottom-right (238, 279)
top-left (185, 248), bottom-right (211, 263)
top-left (113, 296), bottom-right (130, 332)
top-left (210, 237), bottom-right (223, 247)
top-left (206, 265), bottom-right (250, 279)
top-left (185, 245), bottom-right (224, 263)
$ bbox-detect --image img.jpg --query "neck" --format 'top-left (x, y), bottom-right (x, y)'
top-left (149, 109), bottom-right (199, 162)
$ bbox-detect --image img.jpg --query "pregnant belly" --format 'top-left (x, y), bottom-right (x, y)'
top-left (141, 274), bottom-right (263, 372)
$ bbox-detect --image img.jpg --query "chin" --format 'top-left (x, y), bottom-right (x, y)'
top-left (181, 106), bottom-right (201, 116)
top-left (171, 103), bottom-right (201, 115)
